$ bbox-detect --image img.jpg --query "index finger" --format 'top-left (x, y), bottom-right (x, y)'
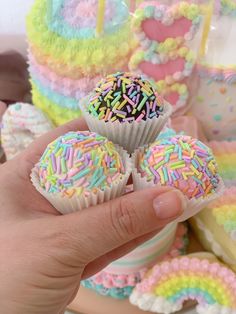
top-left (23, 117), bottom-right (88, 166)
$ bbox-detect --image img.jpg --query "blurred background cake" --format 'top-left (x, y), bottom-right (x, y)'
top-left (26, 0), bottom-right (137, 126)
top-left (190, 0), bottom-right (236, 141)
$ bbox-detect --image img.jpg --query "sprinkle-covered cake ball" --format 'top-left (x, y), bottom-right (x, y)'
top-left (137, 135), bottom-right (220, 199)
top-left (87, 72), bottom-right (165, 123)
top-left (37, 131), bottom-right (125, 197)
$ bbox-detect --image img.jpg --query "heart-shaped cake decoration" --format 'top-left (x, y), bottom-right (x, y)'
top-left (156, 82), bottom-right (189, 113)
top-left (129, 47), bottom-right (195, 83)
top-left (208, 187), bottom-right (236, 241)
top-left (129, 1), bottom-right (202, 113)
top-left (132, 1), bottom-right (202, 50)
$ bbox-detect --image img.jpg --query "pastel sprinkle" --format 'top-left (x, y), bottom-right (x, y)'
top-left (37, 131), bottom-right (125, 197)
top-left (138, 135), bottom-right (220, 200)
top-left (88, 72), bottom-right (164, 123)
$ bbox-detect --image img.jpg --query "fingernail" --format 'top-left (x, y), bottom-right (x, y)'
top-left (153, 190), bottom-right (186, 220)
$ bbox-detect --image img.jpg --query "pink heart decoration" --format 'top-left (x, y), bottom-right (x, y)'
top-left (139, 57), bottom-right (186, 82)
top-left (165, 91), bottom-right (180, 106)
top-left (130, 1), bottom-right (202, 113)
top-left (158, 84), bottom-right (189, 113)
top-left (142, 17), bottom-right (192, 43)
top-left (133, 1), bottom-right (201, 48)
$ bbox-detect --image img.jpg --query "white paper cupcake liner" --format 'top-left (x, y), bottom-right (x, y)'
top-left (80, 96), bottom-right (172, 154)
top-left (132, 147), bottom-right (225, 222)
top-left (31, 146), bottom-right (132, 215)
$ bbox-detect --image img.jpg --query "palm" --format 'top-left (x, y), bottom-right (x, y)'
top-left (0, 119), bottom-right (88, 313)
top-left (0, 118), bottom-right (180, 314)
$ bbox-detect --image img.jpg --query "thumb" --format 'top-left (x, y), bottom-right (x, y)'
top-left (56, 187), bottom-right (185, 265)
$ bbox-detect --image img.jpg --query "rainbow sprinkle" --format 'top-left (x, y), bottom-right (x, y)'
top-left (87, 72), bottom-right (164, 123)
top-left (138, 135), bottom-right (220, 199)
top-left (37, 131), bottom-right (125, 197)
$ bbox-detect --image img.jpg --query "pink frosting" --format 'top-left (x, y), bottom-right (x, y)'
top-left (208, 141), bottom-right (236, 154)
top-left (142, 17), bottom-right (192, 43)
top-left (165, 91), bottom-right (180, 107)
top-left (197, 64), bottom-right (236, 84)
top-left (61, 0), bottom-right (116, 29)
top-left (29, 53), bottom-right (102, 98)
top-left (140, 57), bottom-right (185, 82)
top-left (208, 187), bottom-right (236, 208)
top-left (171, 115), bottom-right (207, 142)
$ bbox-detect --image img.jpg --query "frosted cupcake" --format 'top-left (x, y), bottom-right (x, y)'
top-left (31, 131), bottom-right (131, 214)
top-left (81, 72), bottom-right (172, 153)
top-left (133, 135), bottom-right (224, 221)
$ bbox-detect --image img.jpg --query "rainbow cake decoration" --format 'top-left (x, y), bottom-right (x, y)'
top-left (210, 188), bottom-right (236, 241)
top-left (129, 1), bottom-right (202, 113)
top-left (221, 0), bottom-right (236, 16)
top-left (27, 0), bottom-right (137, 126)
top-left (208, 141), bottom-right (236, 187)
top-left (190, 187), bottom-right (236, 272)
top-left (130, 254), bottom-right (236, 314)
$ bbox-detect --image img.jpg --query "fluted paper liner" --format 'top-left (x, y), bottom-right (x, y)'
top-left (80, 97), bottom-right (172, 154)
top-left (31, 146), bottom-right (132, 215)
top-left (132, 147), bottom-right (225, 222)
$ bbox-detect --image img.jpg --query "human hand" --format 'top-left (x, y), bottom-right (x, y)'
top-left (0, 101), bottom-right (7, 118)
top-left (0, 118), bottom-right (184, 314)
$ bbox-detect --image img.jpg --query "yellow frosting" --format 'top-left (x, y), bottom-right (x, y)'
top-left (32, 84), bottom-right (81, 126)
top-left (27, 0), bottom-right (137, 76)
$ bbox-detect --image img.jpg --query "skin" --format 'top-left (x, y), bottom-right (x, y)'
top-left (0, 101), bottom-right (7, 117)
top-left (0, 118), bottom-right (183, 314)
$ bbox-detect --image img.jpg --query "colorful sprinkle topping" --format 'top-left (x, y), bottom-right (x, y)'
top-left (38, 131), bottom-right (125, 197)
top-left (138, 135), bottom-right (220, 199)
top-left (87, 72), bottom-right (165, 123)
